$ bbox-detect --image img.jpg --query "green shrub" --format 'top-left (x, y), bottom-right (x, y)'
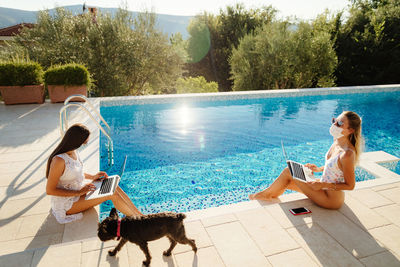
top-left (0, 61), bottom-right (43, 86)
top-left (44, 63), bottom-right (90, 86)
top-left (176, 76), bottom-right (219, 93)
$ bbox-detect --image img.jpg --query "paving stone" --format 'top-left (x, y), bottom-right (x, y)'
top-left (263, 201), bottom-right (314, 229)
top-left (371, 183), bottom-right (399, 192)
top-left (310, 205), bottom-right (386, 258)
top-left (348, 188), bottom-right (393, 208)
top-left (206, 221), bottom-right (271, 267)
top-left (81, 238), bottom-right (119, 253)
top-left (0, 233), bottom-right (63, 256)
top-left (0, 195), bottom-right (51, 220)
top-left (31, 242), bottom-right (81, 267)
top-left (8, 180), bottom-right (47, 201)
top-left (339, 195), bottom-right (390, 230)
top-left (360, 251), bottom-right (400, 267)
top-left (235, 208), bottom-right (299, 256)
top-left (370, 225), bottom-right (400, 254)
top-left (16, 213), bottom-right (64, 239)
top-left (374, 204), bottom-right (400, 228)
top-left (287, 223), bottom-right (363, 267)
top-left (174, 246), bottom-right (225, 267)
top-left (173, 220), bottom-right (213, 254)
top-left (126, 237), bottom-right (179, 267)
top-left (62, 207), bottom-right (99, 243)
top-left (267, 248), bottom-right (319, 267)
top-left (201, 213), bottom-right (237, 227)
top-left (81, 244), bottom-right (129, 267)
top-left (378, 187), bottom-right (400, 204)
top-left (0, 250), bottom-right (34, 267)
top-left (0, 217), bottom-right (23, 242)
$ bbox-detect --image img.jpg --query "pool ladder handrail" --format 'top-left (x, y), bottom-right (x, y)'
top-left (59, 94), bottom-right (114, 167)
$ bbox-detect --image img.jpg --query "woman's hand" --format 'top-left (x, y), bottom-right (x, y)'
top-left (79, 183), bottom-right (96, 195)
top-left (304, 163), bottom-right (322, 173)
top-left (92, 171), bottom-right (108, 181)
top-left (307, 181), bottom-right (325, 191)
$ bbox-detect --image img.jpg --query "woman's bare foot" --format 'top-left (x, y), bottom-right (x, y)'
top-left (249, 191), bottom-right (273, 201)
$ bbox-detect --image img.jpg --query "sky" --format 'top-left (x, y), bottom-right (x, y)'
top-left (1, 0), bottom-right (350, 19)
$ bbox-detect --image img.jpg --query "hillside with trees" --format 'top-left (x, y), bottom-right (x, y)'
top-left (1, 0), bottom-right (398, 96)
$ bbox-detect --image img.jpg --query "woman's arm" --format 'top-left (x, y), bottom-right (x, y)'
top-left (46, 157), bottom-right (94, 197)
top-left (84, 171), bottom-right (108, 180)
top-left (305, 163), bottom-right (324, 173)
top-left (337, 150), bottom-right (356, 190)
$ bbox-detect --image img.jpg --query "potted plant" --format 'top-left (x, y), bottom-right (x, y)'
top-left (44, 63), bottom-right (91, 103)
top-left (0, 61), bottom-right (45, 105)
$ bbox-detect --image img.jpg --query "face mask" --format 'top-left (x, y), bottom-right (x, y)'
top-left (329, 124), bottom-right (344, 139)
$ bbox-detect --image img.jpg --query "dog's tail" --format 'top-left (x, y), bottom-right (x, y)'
top-left (175, 213), bottom-right (186, 221)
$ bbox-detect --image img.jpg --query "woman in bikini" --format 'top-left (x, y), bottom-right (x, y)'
top-left (250, 111), bottom-right (363, 209)
top-left (46, 123), bottom-right (142, 224)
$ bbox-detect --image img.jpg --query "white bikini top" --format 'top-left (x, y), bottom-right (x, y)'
top-left (321, 150), bottom-right (345, 184)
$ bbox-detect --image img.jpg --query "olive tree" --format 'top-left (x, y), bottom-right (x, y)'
top-left (7, 7), bottom-right (183, 96)
top-left (230, 21), bottom-right (337, 90)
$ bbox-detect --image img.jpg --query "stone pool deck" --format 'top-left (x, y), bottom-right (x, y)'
top-left (1, 100), bottom-right (400, 267)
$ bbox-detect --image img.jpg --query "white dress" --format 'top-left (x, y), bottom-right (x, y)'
top-left (50, 152), bottom-right (85, 224)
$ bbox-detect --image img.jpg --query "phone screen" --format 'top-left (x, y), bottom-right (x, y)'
top-left (290, 207), bottom-right (310, 215)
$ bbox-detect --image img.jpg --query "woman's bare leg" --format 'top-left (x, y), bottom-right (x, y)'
top-left (249, 168), bottom-right (344, 209)
top-left (66, 188), bottom-right (140, 216)
top-left (116, 187), bottom-right (142, 215)
top-left (249, 167), bottom-right (293, 200)
top-left (291, 179), bottom-right (344, 209)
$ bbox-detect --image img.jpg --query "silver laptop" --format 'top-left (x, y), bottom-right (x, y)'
top-left (85, 156), bottom-right (127, 200)
top-left (281, 141), bottom-right (314, 182)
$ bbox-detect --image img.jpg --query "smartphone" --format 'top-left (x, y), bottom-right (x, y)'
top-left (289, 207), bottom-right (311, 216)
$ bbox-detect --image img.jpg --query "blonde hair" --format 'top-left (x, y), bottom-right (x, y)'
top-left (343, 111), bottom-right (363, 164)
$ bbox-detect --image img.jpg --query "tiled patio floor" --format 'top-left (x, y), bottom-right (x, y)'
top-left (1, 100), bottom-right (400, 267)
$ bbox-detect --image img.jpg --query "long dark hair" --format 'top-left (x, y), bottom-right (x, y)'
top-left (46, 123), bottom-right (90, 178)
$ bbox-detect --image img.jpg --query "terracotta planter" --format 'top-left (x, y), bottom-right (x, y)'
top-left (0, 85), bottom-right (45, 105)
top-left (48, 85), bottom-right (87, 103)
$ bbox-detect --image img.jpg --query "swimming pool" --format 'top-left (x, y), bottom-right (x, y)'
top-left (99, 88), bottom-right (400, 217)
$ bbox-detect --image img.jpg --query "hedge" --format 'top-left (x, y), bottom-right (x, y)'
top-left (0, 62), bottom-right (43, 86)
top-left (44, 63), bottom-right (90, 86)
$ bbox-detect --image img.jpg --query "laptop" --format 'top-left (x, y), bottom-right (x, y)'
top-left (85, 156), bottom-right (127, 200)
top-left (281, 141), bottom-right (314, 182)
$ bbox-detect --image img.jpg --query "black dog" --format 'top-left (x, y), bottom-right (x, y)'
top-left (98, 208), bottom-right (197, 266)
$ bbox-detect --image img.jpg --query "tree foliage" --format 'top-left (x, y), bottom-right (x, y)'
top-left (335, 0), bottom-right (400, 85)
top-left (185, 4), bottom-right (276, 91)
top-left (230, 21), bottom-right (337, 90)
top-left (5, 8), bottom-right (184, 96)
top-left (176, 76), bottom-right (218, 94)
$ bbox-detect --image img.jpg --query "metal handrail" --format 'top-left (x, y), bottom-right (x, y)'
top-left (62, 94), bottom-right (111, 134)
top-left (59, 96), bottom-right (114, 167)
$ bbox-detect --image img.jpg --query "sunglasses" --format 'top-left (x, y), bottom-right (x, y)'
top-left (332, 118), bottom-right (344, 127)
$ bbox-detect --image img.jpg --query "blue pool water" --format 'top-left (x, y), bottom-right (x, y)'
top-left (379, 161), bottom-right (400, 175)
top-left (99, 90), bottom-right (400, 218)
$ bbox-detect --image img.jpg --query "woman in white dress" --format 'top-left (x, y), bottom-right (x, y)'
top-left (46, 123), bottom-right (142, 224)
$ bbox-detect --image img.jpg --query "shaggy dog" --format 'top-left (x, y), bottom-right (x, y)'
top-left (98, 208), bottom-right (197, 266)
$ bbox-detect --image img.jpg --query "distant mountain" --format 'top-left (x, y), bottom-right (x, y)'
top-left (0, 5), bottom-right (193, 39)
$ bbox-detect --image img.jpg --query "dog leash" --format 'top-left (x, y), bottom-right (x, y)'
top-left (117, 219), bottom-right (121, 240)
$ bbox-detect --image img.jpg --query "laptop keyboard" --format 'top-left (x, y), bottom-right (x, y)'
top-left (99, 177), bottom-right (114, 195)
top-left (292, 162), bottom-right (306, 181)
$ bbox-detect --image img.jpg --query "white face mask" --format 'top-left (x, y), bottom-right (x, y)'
top-left (329, 124), bottom-right (344, 139)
